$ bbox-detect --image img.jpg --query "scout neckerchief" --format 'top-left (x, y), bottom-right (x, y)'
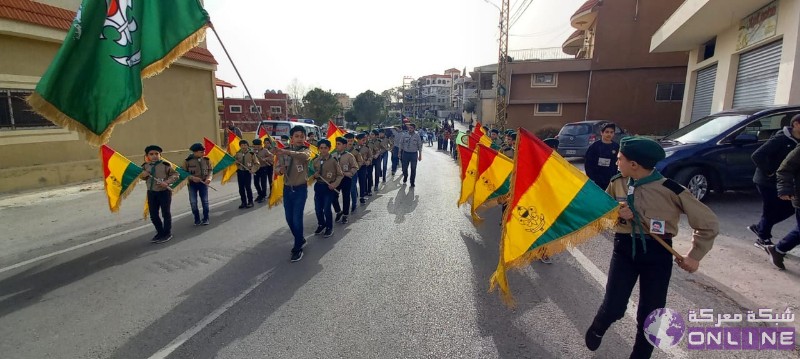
top-left (626, 169), bottom-right (664, 257)
top-left (147, 160), bottom-right (163, 190)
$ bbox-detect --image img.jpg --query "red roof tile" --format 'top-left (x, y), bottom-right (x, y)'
top-left (0, 0), bottom-right (217, 65)
top-left (215, 78), bottom-right (235, 88)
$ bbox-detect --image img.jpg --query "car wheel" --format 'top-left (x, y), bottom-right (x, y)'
top-left (675, 168), bottom-right (711, 202)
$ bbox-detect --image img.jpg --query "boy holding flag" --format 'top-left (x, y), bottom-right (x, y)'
top-left (312, 139), bottom-right (343, 238)
top-left (141, 145), bottom-right (179, 243)
top-left (183, 143), bottom-right (213, 226)
top-left (275, 126), bottom-right (312, 262)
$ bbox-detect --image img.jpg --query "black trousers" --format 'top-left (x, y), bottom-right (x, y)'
top-left (366, 164), bottom-right (374, 192)
top-left (391, 148), bottom-right (399, 174)
top-left (754, 183), bottom-right (794, 239)
top-left (147, 190), bottom-right (172, 235)
top-left (254, 167), bottom-right (269, 198)
top-left (237, 170), bottom-right (254, 204)
top-left (358, 166), bottom-right (369, 199)
top-left (591, 233), bottom-right (673, 359)
top-left (401, 151), bottom-right (418, 185)
top-left (372, 158), bottom-right (382, 188)
top-left (331, 176), bottom-right (353, 215)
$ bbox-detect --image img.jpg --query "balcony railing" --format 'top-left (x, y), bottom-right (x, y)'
top-left (508, 46), bottom-right (592, 61)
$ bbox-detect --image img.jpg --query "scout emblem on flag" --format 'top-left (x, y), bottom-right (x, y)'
top-left (101, 0), bottom-right (141, 66)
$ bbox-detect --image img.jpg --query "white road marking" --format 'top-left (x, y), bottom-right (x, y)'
top-left (568, 247), bottom-right (688, 359)
top-left (0, 197), bottom-right (239, 275)
top-left (148, 267), bottom-right (276, 359)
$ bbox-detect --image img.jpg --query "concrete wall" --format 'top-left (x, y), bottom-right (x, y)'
top-left (509, 71), bottom-right (590, 104)
top-left (679, 0), bottom-right (800, 126)
top-left (507, 103), bottom-right (587, 134)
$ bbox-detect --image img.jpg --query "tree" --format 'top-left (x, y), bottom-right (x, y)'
top-left (286, 78), bottom-right (307, 116)
top-left (302, 88), bottom-right (341, 126)
top-left (352, 90), bottom-right (387, 130)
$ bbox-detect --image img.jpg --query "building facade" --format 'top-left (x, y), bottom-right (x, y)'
top-left (220, 90), bottom-right (288, 131)
top-left (651, 0), bottom-right (800, 127)
top-left (405, 68), bottom-right (464, 119)
top-left (0, 0), bottom-right (219, 192)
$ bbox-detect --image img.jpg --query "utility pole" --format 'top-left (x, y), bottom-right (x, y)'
top-left (495, 0), bottom-right (510, 129)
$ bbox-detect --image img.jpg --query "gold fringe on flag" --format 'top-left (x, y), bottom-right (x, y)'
top-left (141, 25), bottom-right (209, 78)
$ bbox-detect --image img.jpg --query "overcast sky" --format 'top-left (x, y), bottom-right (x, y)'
top-left (204, 0), bottom-right (587, 98)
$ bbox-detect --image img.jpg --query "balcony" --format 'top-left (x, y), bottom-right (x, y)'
top-left (480, 90), bottom-right (496, 99)
top-left (571, 0), bottom-right (600, 30)
top-left (509, 46), bottom-right (592, 61)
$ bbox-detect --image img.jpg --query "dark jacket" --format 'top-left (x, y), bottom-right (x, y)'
top-left (584, 140), bottom-right (620, 190)
top-left (776, 144), bottom-right (800, 208)
top-left (752, 127), bottom-right (798, 187)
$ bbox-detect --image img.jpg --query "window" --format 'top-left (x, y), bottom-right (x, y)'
top-left (249, 105), bottom-right (262, 113)
top-left (701, 37), bottom-right (716, 62)
top-left (534, 103), bottom-right (562, 116)
top-left (270, 106), bottom-right (282, 114)
top-left (531, 73), bottom-right (558, 87)
top-left (655, 83), bottom-right (685, 102)
top-left (229, 105), bottom-right (242, 113)
top-left (732, 113), bottom-right (799, 142)
top-left (0, 90), bottom-right (56, 129)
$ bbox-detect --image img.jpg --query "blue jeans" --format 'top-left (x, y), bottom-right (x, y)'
top-left (283, 184), bottom-right (307, 253)
top-left (188, 182), bottom-right (209, 222)
top-left (754, 183), bottom-right (794, 239)
top-left (381, 152), bottom-right (388, 179)
top-left (776, 208), bottom-right (800, 254)
top-left (314, 182), bottom-right (334, 229)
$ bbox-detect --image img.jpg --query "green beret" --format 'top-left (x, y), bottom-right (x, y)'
top-left (144, 145), bottom-right (162, 154)
top-left (619, 136), bottom-right (665, 168)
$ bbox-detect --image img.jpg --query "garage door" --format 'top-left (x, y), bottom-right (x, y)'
top-left (690, 64), bottom-right (717, 122)
top-left (732, 40), bottom-right (782, 108)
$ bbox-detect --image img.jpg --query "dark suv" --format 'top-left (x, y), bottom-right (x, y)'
top-left (656, 106), bottom-right (800, 201)
top-left (556, 120), bottom-right (626, 157)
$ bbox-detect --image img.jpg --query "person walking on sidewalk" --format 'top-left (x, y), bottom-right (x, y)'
top-left (398, 123), bottom-right (423, 187)
top-left (252, 138), bottom-right (273, 203)
top-left (585, 137), bottom-right (718, 359)
top-left (749, 114), bottom-right (800, 249)
top-left (141, 145), bottom-right (179, 244)
top-left (312, 139), bottom-right (343, 238)
top-left (275, 126), bottom-right (312, 262)
top-left (332, 136), bottom-right (358, 224)
top-left (584, 123), bottom-right (620, 191)
top-left (235, 140), bottom-right (259, 209)
top-left (183, 143), bottom-right (213, 226)
top-left (768, 142), bottom-right (800, 270)
top-left (356, 133), bottom-right (373, 203)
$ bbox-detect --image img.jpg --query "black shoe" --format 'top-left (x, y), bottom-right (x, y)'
top-left (238, 204), bottom-right (246, 209)
top-left (314, 225), bottom-right (325, 235)
top-left (360, 198), bottom-right (366, 204)
top-left (154, 233), bottom-right (173, 244)
top-left (341, 215), bottom-right (348, 224)
top-left (374, 186), bottom-right (379, 192)
top-left (256, 197), bottom-right (265, 203)
top-left (585, 325), bottom-right (604, 351)
top-left (335, 212), bottom-right (343, 223)
top-left (410, 184), bottom-right (415, 188)
top-left (194, 220), bottom-right (201, 226)
top-left (151, 234), bottom-right (163, 243)
top-left (748, 225), bottom-right (774, 248)
top-left (366, 192), bottom-right (373, 197)
top-left (324, 228), bottom-right (334, 238)
top-left (766, 245), bottom-right (786, 270)
top-left (201, 219), bottom-right (210, 226)
top-left (291, 250), bottom-right (304, 262)
top-left (403, 177), bottom-right (407, 183)
top-left (246, 202), bottom-right (254, 208)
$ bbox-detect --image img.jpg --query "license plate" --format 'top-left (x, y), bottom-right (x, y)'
top-left (566, 150), bottom-right (576, 155)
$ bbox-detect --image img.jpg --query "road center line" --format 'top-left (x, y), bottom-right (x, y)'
top-left (0, 197), bottom-right (239, 275)
top-left (148, 267), bottom-right (276, 359)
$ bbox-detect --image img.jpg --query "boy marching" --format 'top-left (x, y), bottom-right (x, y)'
top-left (183, 143), bottom-right (213, 226)
top-left (252, 138), bottom-right (274, 203)
top-left (141, 145), bottom-right (179, 243)
top-left (275, 126), bottom-right (312, 262)
top-left (235, 140), bottom-right (259, 209)
top-left (332, 136), bottom-right (359, 224)
top-left (312, 139), bottom-right (344, 238)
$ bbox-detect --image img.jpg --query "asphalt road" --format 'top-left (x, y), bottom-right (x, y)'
top-left (0, 141), bottom-right (797, 358)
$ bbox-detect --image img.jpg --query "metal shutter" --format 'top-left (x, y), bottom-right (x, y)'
top-left (733, 40), bottom-right (782, 108)
top-left (691, 65), bottom-right (717, 122)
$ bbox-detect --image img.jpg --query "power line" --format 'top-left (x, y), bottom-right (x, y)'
top-left (510, 0), bottom-right (535, 29)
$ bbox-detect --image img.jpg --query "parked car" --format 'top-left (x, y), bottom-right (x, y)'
top-left (656, 105), bottom-right (800, 201)
top-left (556, 120), bottom-right (626, 157)
top-left (254, 120), bottom-right (322, 140)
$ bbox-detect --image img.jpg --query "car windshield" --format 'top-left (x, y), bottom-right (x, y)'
top-left (559, 124), bottom-right (592, 136)
top-left (661, 115), bottom-right (748, 144)
top-left (261, 122), bottom-right (291, 137)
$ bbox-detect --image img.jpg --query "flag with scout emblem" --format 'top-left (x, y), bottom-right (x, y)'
top-left (490, 128), bottom-right (619, 304)
top-left (203, 137), bottom-right (236, 178)
top-left (100, 144), bottom-right (143, 212)
top-left (27, 0), bottom-right (210, 146)
top-left (142, 158), bottom-right (190, 219)
top-left (326, 120), bottom-right (346, 152)
top-left (458, 145), bottom-right (479, 207)
top-left (470, 144), bottom-right (513, 223)
top-left (268, 141), bottom-right (286, 208)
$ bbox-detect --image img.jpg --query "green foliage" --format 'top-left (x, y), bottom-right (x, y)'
top-left (352, 90), bottom-right (387, 130)
top-left (302, 88), bottom-right (342, 126)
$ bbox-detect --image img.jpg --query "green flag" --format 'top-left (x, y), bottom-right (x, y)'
top-left (27, 0), bottom-right (210, 146)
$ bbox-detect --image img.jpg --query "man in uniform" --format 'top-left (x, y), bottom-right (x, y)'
top-left (274, 126), bottom-right (312, 262)
top-left (356, 133), bottom-right (373, 204)
top-left (183, 143), bottom-right (213, 225)
top-left (398, 123), bottom-right (423, 187)
top-left (235, 140), bottom-right (259, 209)
top-left (311, 139), bottom-right (343, 238)
top-left (332, 136), bottom-right (358, 224)
top-left (379, 129), bottom-right (391, 182)
top-left (141, 145), bottom-right (179, 243)
top-left (585, 137), bottom-right (719, 358)
top-left (251, 138), bottom-right (274, 203)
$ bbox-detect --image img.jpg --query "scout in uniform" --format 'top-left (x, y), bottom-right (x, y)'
top-left (251, 138), bottom-right (274, 203)
top-left (183, 143), bottom-right (213, 226)
top-left (379, 130), bottom-right (391, 182)
top-left (235, 140), bottom-right (259, 209)
top-left (398, 123), bottom-right (423, 187)
top-left (584, 123), bottom-right (621, 190)
top-left (345, 133), bottom-right (362, 213)
top-left (585, 137), bottom-right (719, 358)
top-left (356, 133), bottom-right (373, 203)
top-left (490, 129), bottom-right (503, 149)
top-left (369, 129), bottom-right (384, 192)
top-left (274, 125), bottom-right (312, 262)
top-left (312, 139), bottom-right (344, 238)
top-left (332, 136), bottom-right (359, 224)
top-left (141, 145), bottom-right (179, 243)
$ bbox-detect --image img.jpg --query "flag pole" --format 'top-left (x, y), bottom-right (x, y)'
top-left (209, 24), bottom-right (263, 123)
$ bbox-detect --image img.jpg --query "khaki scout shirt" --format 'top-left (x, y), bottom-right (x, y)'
top-left (235, 149), bottom-right (260, 173)
top-left (276, 146), bottom-right (311, 187)
top-left (336, 150), bottom-right (359, 178)
top-left (254, 147), bottom-right (274, 169)
top-left (380, 138), bottom-right (391, 153)
top-left (350, 146), bottom-right (364, 167)
top-left (607, 175), bottom-right (719, 261)
top-left (502, 146), bottom-right (515, 159)
top-left (183, 156), bottom-right (212, 182)
top-left (141, 160), bottom-right (179, 192)
top-left (368, 138), bottom-right (383, 159)
top-left (312, 155), bottom-right (343, 187)
top-left (357, 144), bottom-right (373, 167)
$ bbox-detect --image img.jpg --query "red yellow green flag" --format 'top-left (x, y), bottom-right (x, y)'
top-left (257, 127), bottom-right (275, 147)
top-left (100, 145), bottom-right (143, 212)
top-left (471, 144), bottom-right (513, 222)
top-left (28, 0), bottom-right (209, 145)
top-left (458, 145), bottom-right (479, 207)
top-left (224, 130), bottom-right (242, 184)
top-left (490, 128), bottom-right (619, 303)
top-left (326, 120), bottom-right (346, 152)
top-left (203, 137), bottom-right (236, 176)
top-left (268, 141), bottom-right (286, 208)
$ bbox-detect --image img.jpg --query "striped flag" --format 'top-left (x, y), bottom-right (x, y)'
top-left (458, 145), bottom-right (479, 207)
top-left (203, 137), bottom-right (236, 184)
top-left (100, 145), bottom-right (143, 212)
top-left (471, 144), bottom-right (513, 222)
top-left (326, 120), bottom-right (345, 152)
top-left (268, 141), bottom-right (286, 208)
top-left (490, 128), bottom-right (619, 304)
top-left (224, 130), bottom-right (242, 184)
